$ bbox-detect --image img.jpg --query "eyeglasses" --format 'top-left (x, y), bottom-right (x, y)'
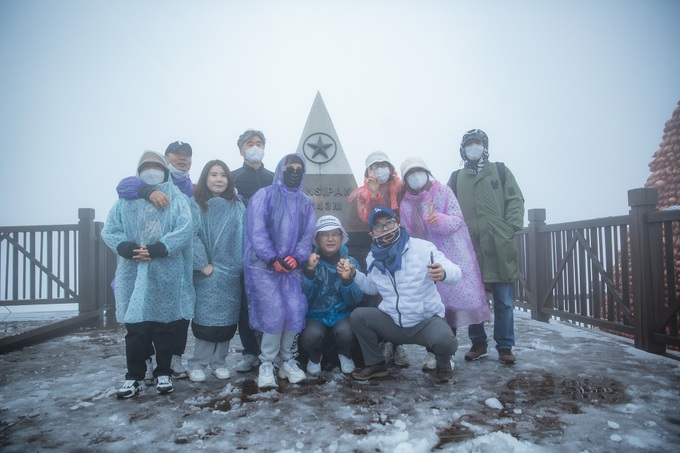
top-left (371, 219), bottom-right (397, 233)
top-left (318, 231), bottom-right (342, 239)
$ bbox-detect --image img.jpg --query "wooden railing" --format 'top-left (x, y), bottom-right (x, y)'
top-left (516, 188), bottom-right (680, 353)
top-left (0, 208), bottom-right (116, 352)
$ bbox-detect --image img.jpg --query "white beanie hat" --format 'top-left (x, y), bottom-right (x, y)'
top-left (313, 215), bottom-right (349, 247)
top-left (365, 151), bottom-right (392, 170)
top-left (400, 156), bottom-right (430, 178)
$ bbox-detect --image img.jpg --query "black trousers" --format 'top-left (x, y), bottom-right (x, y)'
top-left (125, 321), bottom-right (175, 380)
top-left (144, 318), bottom-right (190, 359)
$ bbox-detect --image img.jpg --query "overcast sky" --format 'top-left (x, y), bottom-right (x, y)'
top-left (1, 0), bottom-right (679, 226)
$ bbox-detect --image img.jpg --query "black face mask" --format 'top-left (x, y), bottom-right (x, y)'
top-left (283, 167), bottom-right (303, 188)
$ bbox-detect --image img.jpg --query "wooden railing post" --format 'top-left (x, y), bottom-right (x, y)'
top-left (526, 208), bottom-right (550, 322)
top-left (628, 188), bottom-right (665, 353)
top-left (78, 208), bottom-right (97, 313)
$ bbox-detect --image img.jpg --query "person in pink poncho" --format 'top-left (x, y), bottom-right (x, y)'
top-left (398, 156), bottom-right (490, 372)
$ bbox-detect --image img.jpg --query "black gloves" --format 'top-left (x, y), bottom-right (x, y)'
top-left (117, 242), bottom-right (139, 259)
top-left (146, 242), bottom-right (169, 258)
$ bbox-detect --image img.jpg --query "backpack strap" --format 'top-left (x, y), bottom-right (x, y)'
top-left (447, 170), bottom-right (460, 197)
top-left (496, 162), bottom-right (506, 187)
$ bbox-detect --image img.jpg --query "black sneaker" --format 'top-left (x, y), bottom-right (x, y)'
top-left (156, 375), bottom-right (174, 394)
top-left (464, 342), bottom-right (488, 361)
top-left (117, 380), bottom-right (144, 399)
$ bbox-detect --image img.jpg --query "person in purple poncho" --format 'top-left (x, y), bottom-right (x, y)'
top-left (399, 156), bottom-right (490, 372)
top-left (242, 153), bottom-right (316, 389)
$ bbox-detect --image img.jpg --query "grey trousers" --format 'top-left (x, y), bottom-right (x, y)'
top-left (188, 339), bottom-right (230, 370)
top-left (350, 307), bottom-right (457, 367)
top-left (259, 331), bottom-right (299, 363)
top-left (299, 317), bottom-right (356, 363)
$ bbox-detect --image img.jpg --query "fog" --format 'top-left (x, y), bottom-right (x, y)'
top-left (1, 0), bottom-right (679, 226)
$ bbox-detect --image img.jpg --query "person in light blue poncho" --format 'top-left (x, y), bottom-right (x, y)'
top-left (102, 150), bottom-right (194, 399)
top-left (186, 160), bottom-right (245, 383)
top-left (243, 153), bottom-right (316, 389)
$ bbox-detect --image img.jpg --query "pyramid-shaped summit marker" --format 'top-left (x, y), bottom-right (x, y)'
top-left (297, 92), bottom-right (364, 232)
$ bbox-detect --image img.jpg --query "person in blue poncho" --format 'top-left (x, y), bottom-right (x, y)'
top-left (299, 215), bottom-right (363, 375)
top-left (185, 160), bottom-right (245, 383)
top-left (115, 140), bottom-right (195, 382)
top-left (243, 153), bottom-right (316, 389)
top-left (102, 150), bottom-right (194, 398)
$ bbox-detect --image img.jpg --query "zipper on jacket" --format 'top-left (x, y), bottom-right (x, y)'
top-left (388, 271), bottom-right (402, 327)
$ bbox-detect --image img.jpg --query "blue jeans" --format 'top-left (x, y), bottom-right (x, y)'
top-left (468, 282), bottom-right (515, 350)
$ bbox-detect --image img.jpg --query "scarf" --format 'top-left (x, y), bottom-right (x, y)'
top-left (369, 227), bottom-right (410, 274)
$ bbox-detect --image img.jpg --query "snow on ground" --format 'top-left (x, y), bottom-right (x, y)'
top-left (1, 310), bottom-right (679, 452)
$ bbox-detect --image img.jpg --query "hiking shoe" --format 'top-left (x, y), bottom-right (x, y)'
top-left (144, 357), bottom-right (155, 385)
top-left (257, 362), bottom-right (277, 389)
top-left (171, 355), bottom-right (187, 379)
top-left (279, 359), bottom-right (306, 384)
top-left (498, 349), bottom-right (516, 364)
top-left (212, 366), bottom-right (231, 380)
top-left (381, 342), bottom-right (394, 364)
top-left (338, 354), bottom-right (356, 374)
top-left (352, 362), bottom-right (389, 381)
top-left (393, 345), bottom-right (410, 367)
top-left (156, 375), bottom-right (174, 394)
top-left (464, 343), bottom-right (488, 361)
top-left (235, 354), bottom-right (260, 373)
top-left (422, 352), bottom-right (437, 371)
top-left (117, 380), bottom-right (144, 399)
top-left (307, 360), bottom-right (321, 375)
top-left (188, 368), bottom-right (206, 382)
top-left (436, 362), bottom-right (454, 383)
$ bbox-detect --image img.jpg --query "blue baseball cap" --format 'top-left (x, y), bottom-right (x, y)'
top-left (369, 206), bottom-right (397, 226)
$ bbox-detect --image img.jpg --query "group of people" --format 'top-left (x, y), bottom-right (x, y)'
top-left (101, 127), bottom-right (524, 399)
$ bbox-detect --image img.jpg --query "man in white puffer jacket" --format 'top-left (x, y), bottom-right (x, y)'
top-left (344, 206), bottom-right (461, 383)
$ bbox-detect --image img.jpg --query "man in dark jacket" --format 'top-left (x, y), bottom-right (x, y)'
top-left (231, 129), bottom-right (275, 373)
top-left (447, 129), bottom-right (524, 365)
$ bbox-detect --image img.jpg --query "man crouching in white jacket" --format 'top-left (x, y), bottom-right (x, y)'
top-left (342, 206), bottom-right (460, 383)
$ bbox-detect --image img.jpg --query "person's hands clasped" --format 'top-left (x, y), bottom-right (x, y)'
top-left (272, 256), bottom-right (298, 273)
top-left (337, 258), bottom-right (355, 280)
top-left (132, 246), bottom-right (152, 262)
top-left (427, 262), bottom-right (446, 282)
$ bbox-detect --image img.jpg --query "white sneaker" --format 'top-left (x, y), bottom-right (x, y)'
top-left (144, 357), bottom-right (155, 385)
top-left (257, 362), bottom-right (277, 389)
top-left (307, 360), bottom-right (321, 375)
top-left (338, 354), bottom-right (356, 374)
top-left (393, 345), bottom-right (410, 367)
top-left (235, 354), bottom-right (260, 373)
top-left (422, 352), bottom-right (437, 371)
top-left (278, 359), bottom-right (306, 384)
top-left (156, 375), bottom-right (174, 394)
top-left (212, 366), bottom-right (231, 380)
top-left (171, 355), bottom-right (187, 379)
top-left (188, 368), bottom-right (206, 382)
top-left (382, 342), bottom-right (394, 364)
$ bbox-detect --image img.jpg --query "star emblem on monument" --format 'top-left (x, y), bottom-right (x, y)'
top-left (303, 133), bottom-right (337, 164)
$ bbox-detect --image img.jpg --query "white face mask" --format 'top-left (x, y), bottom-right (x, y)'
top-left (245, 146), bottom-right (264, 164)
top-left (406, 171), bottom-right (429, 191)
top-left (375, 166), bottom-right (391, 184)
top-left (464, 143), bottom-right (485, 160)
top-left (139, 168), bottom-right (166, 185)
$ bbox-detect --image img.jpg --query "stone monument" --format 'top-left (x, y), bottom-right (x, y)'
top-left (297, 92), bottom-right (365, 233)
